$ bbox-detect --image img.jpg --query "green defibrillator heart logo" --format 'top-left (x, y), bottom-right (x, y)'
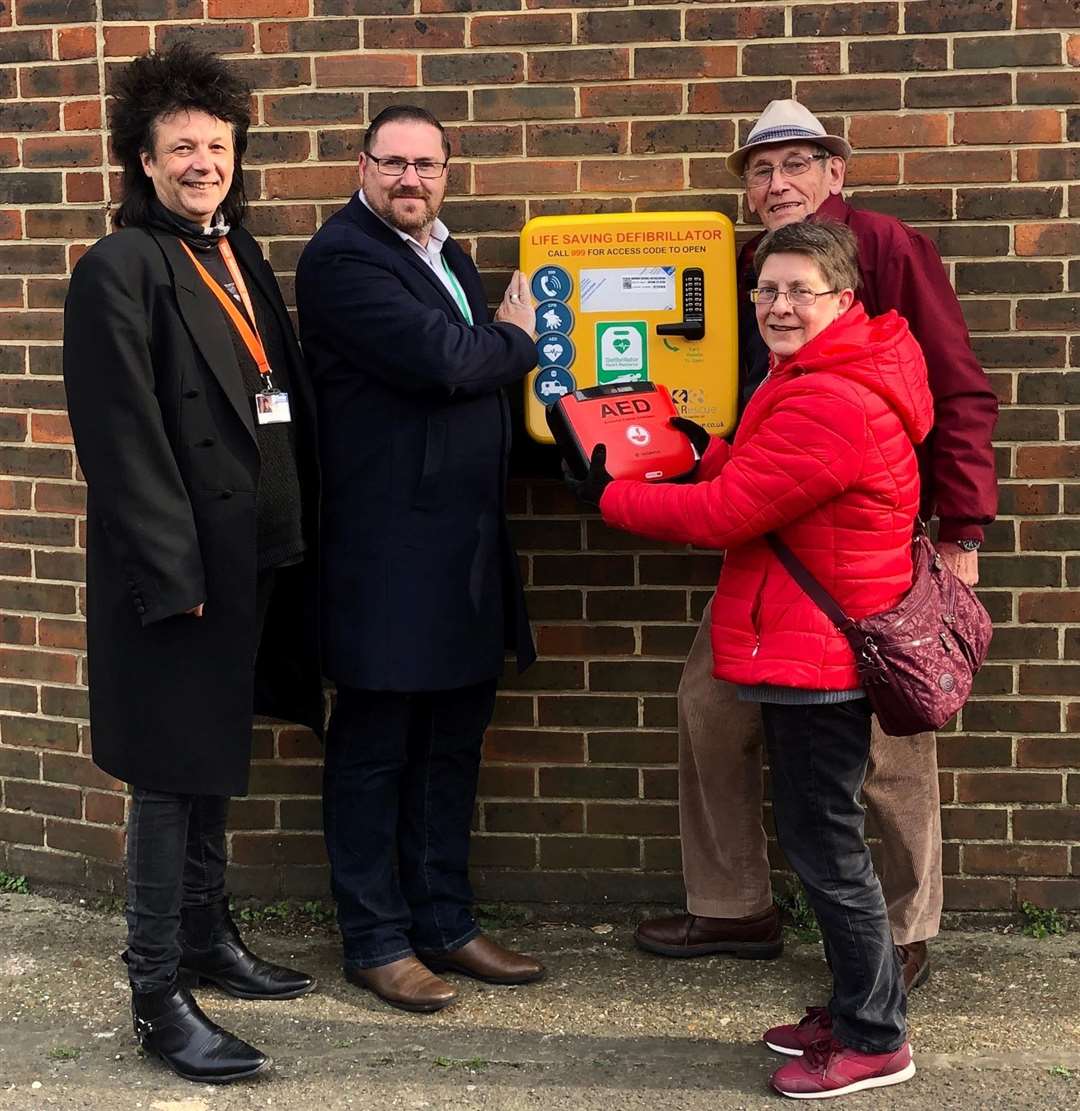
top-left (612, 335), bottom-right (631, 354)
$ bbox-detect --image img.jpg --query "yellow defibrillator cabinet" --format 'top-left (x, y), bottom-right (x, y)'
top-left (521, 211), bottom-right (738, 444)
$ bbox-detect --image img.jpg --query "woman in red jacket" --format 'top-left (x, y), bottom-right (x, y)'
top-left (578, 221), bottom-right (934, 1099)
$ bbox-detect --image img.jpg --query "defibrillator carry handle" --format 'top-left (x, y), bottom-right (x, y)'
top-left (656, 267), bottom-right (706, 342)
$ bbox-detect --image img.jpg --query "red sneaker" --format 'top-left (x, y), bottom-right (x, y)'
top-left (770, 1037), bottom-right (915, 1099)
top-left (763, 1006), bottom-right (832, 1056)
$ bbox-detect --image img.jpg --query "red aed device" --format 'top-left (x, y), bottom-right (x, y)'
top-left (546, 382), bottom-right (698, 483)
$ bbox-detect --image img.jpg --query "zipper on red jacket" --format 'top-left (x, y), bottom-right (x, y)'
top-left (750, 580), bottom-right (764, 657)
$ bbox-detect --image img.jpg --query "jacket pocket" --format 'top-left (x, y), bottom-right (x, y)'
top-left (413, 416), bottom-right (447, 508)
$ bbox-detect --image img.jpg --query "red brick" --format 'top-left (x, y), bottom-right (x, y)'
top-left (1015, 222), bottom-right (1080, 257)
top-left (686, 5), bottom-right (784, 40)
top-left (579, 159), bottom-right (684, 193)
top-left (0, 648), bottom-right (77, 683)
top-left (5, 779), bottom-right (81, 819)
top-left (957, 772), bottom-right (1063, 804)
top-left (955, 109), bottom-right (1062, 145)
top-left (315, 53), bottom-right (416, 88)
top-left (34, 483), bottom-right (86, 515)
top-left (472, 13), bottom-right (571, 46)
top-left (1018, 147), bottom-right (1080, 182)
top-left (46, 817), bottom-right (123, 860)
top-left (364, 16), bottom-right (464, 49)
top-left (84, 790), bottom-right (125, 825)
top-left (943, 876), bottom-right (1013, 910)
top-left (964, 843), bottom-right (1068, 876)
top-left (209, 0), bottom-right (305, 12)
top-left (689, 78), bottom-right (790, 115)
top-left (849, 113), bottom-right (948, 149)
top-left (1018, 738), bottom-right (1080, 768)
top-left (475, 160), bottom-right (576, 196)
top-left (905, 149), bottom-right (1010, 184)
top-left (0, 615), bottom-right (35, 645)
top-left (20, 63), bottom-right (97, 98)
top-left (1016, 879), bottom-right (1080, 909)
top-left (66, 172), bottom-right (104, 203)
top-left (634, 45), bottom-right (736, 80)
top-left (57, 26), bottom-right (95, 60)
top-left (0, 809), bottom-right (43, 845)
top-left (1014, 809), bottom-right (1080, 842)
top-left (483, 728), bottom-right (585, 764)
top-left (529, 48), bottom-right (629, 84)
top-left (43, 753), bottom-right (121, 791)
top-left (264, 166), bottom-right (357, 200)
top-left (1018, 0), bottom-right (1080, 28)
top-left (103, 25), bottom-right (150, 56)
top-left (582, 83), bottom-right (682, 118)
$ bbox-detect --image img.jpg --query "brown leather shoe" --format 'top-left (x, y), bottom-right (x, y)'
top-left (344, 956), bottom-right (457, 1013)
top-left (422, 935), bottom-right (545, 985)
top-left (634, 906), bottom-right (784, 959)
top-left (897, 941), bottom-right (930, 992)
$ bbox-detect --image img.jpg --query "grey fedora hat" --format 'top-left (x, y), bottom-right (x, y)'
top-left (726, 98), bottom-right (852, 177)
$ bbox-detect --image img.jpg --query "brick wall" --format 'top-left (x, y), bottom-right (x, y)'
top-left (1, 0), bottom-right (1078, 913)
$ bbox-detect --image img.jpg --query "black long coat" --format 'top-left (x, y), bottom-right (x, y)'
top-left (296, 196), bottom-right (536, 691)
top-left (63, 224), bottom-right (323, 796)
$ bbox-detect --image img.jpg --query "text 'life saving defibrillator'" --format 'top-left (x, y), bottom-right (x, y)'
top-left (520, 211), bottom-right (738, 445)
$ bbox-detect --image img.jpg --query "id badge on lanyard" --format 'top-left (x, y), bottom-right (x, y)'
top-left (181, 239), bottom-right (293, 425)
top-left (254, 388), bottom-right (292, 424)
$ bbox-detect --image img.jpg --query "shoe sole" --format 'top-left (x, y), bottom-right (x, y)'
top-left (422, 963), bottom-right (546, 986)
top-left (765, 1039), bottom-right (806, 1057)
top-left (635, 935), bottom-right (784, 960)
top-left (148, 1049), bottom-right (273, 1085)
top-left (344, 973), bottom-right (457, 1013)
top-left (773, 1060), bottom-right (916, 1099)
top-left (178, 969), bottom-right (318, 1001)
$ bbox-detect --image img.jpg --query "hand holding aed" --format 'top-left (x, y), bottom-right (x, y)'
top-left (495, 270), bottom-right (536, 338)
top-left (563, 443), bottom-right (613, 508)
top-left (670, 416), bottom-right (712, 458)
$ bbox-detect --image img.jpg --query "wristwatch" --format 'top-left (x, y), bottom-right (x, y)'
top-left (956, 538), bottom-right (981, 552)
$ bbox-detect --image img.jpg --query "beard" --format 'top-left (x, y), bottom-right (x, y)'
top-left (372, 187), bottom-right (438, 234)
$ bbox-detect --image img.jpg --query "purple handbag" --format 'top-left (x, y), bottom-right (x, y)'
top-left (766, 527), bottom-right (993, 737)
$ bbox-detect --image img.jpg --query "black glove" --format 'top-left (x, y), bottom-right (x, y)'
top-left (563, 443), bottom-right (613, 508)
top-left (670, 416), bottom-right (712, 458)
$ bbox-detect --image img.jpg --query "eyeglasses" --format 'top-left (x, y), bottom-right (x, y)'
top-left (366, 155), bottom-right (449, 179)
top-left (750, 286), bottom-right (837, 307)
top-left (744, 152), bottom-right (829, 187)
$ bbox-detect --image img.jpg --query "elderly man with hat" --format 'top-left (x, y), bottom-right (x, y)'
top-left (634, 100), bottom-right (998, 992)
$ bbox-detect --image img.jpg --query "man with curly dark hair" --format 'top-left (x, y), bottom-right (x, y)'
top-left (63, 44), bottom-right (322, 1084)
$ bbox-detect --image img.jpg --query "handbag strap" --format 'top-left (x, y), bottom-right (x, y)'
top-left (765, 533), bottom-right (859, 637)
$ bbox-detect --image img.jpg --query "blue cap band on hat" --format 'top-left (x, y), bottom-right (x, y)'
top-left (747, 125), bottom-right (822, 145)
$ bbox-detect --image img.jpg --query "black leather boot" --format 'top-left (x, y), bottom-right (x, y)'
top-left (131, 981), bottom-right (269, 1084)
top-left (179, 901), bottom-right (316, 1000)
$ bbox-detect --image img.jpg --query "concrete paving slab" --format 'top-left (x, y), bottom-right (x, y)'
top-left (1, 893), bottom-right (1078, 1109)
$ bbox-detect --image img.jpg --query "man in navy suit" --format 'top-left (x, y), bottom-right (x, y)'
top-left (296, 106), bottom-right (541, 1013)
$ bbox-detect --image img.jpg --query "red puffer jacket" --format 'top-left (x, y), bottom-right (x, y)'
top-left (600, 304), bottom-right (935, 691)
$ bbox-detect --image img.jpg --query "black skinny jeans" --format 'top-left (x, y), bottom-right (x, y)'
top-left (124, 570), bottom-right (276, 993)
top-left (125, 790), bottom-right (229, 991)
top-left (762, 698), bottom-right (907, 1054)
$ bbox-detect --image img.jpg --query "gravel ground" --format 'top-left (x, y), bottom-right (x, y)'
top-left (2, 892), bottom-right (1079, 1109)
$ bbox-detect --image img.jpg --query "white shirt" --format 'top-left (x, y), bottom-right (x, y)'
top-left (357, 189), bottom-right (466, 315)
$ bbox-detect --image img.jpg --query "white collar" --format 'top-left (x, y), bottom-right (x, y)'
top-left (358, 189), bottom-right (450, 253)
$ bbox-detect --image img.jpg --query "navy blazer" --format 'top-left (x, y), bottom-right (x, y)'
top-left (296, 195), bottom-right (537, 691)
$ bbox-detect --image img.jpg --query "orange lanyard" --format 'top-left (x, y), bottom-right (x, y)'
top-left (180, 239), bottom-right (273, 383)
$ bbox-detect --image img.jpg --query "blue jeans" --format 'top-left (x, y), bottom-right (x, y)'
top-left (762, 698), bottom-right (907, 1054)
top-left (323, 680), bottom-right (497, 969)
top-left (125, 790), bottom-right (229, 991)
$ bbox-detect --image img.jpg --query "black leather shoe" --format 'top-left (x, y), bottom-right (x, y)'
top-left (131, 981), bottom-right (269, 1084)
top-left (179, 903), bottom-right (316, 1001)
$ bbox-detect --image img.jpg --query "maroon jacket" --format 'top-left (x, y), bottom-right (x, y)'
top-left (738, 193), bottom-right (998, 543)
